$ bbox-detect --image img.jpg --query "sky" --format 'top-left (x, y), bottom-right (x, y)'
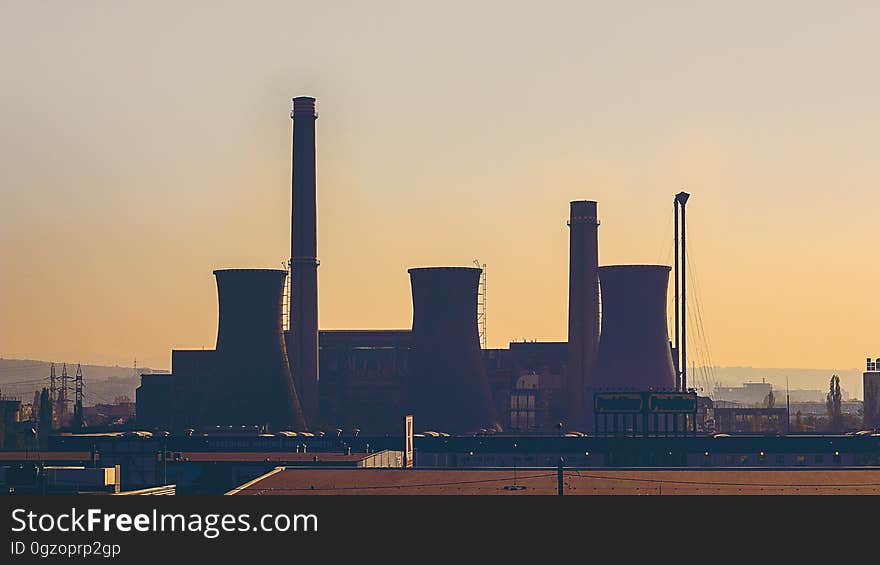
top-left (1, 1), bottom-right (878, 374)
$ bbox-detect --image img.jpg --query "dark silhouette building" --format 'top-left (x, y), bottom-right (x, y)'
top-left (407, 267), bottom-right (501, 434)
top-left (864, 357), bottom-right (880, 429)
top-left (137, 269), bottom-right (306, 431)
top-left (318, 330), bottom-right (411, 432)
top-left (594, 265), bottom-right (677, 391)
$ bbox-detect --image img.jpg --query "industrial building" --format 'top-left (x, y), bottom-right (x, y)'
top-left (129, 97), bottom-right (734, 441)
top-left (1, 460), bottom-right (121, 495)
top-left (864, 357), bottom-right (880, 428)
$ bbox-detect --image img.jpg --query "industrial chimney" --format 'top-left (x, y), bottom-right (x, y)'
top-left (214, 269), bottom-right (306, 431)
top-left (407, 267), bottom-right (502, 434)
top-left (288, 96), bottom-right (319, 428)
top-left (593, 265), bottom-right (677, 391)
top-left (566, 200), bottom-right (600, 431)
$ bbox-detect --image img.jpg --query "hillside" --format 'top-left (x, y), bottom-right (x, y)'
top-left (0, 358), bottom-right (165, 406)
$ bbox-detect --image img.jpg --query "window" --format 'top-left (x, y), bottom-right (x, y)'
top-left (815, 454), bottom-right (824, 464)
top-left (776, 455), bottom-right (785, 465)
top-left (796, 455), bottom-right (806, 465)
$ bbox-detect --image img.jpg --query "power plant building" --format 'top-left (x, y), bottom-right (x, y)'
top-left (136, 270), bottom-right (306, 431)
top-left (134, 97), bottom-right (688, 437)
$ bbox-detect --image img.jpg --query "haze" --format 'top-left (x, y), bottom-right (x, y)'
top-left (1, 1), bottom-right (878, 372)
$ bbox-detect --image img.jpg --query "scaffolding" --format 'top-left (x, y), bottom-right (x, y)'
top-left (281, 260), bottom-right (291, 331)
top-left (474, 260), bottom-right (487, 349)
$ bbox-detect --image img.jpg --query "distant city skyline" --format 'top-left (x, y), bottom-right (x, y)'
top-left (2, 1), bottom-right (879, 370)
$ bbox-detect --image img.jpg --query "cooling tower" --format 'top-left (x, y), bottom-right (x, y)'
top-left (594, 265), bottom-right (676, 391)
top-left (407, 267), bottom-right (502, 434)
top-left (567, 200), bottom-right (600, 430)
top-left (213, 269), bottom-right (306, 430)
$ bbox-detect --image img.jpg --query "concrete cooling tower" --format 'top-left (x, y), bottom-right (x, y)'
top-left (212, 269), bottom-right (307, 430)
top-left (594, 265), bottom-right (677, 391)
top-left (407, 267), bottom-right (502, 434)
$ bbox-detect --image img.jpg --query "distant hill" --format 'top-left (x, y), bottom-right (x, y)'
top-left (0, 358), bottom-right (167, 406)
top-left (1, 358), bottom-right (865, 406)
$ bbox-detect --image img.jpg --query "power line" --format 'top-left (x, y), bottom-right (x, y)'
top-left (235, 472), bottom-right (558, 493)
top-left (235, 469), bottom-right (880, 493)
top-left (568, 470), bottom-right (880, 488)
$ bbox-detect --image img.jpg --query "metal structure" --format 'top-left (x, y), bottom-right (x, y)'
top-left (49, 362), bottom-right (56, 404)
top-left (473, 259), bottom-right (487, 349)
top-left (566, 200), bottom-right (600, 431)
top-left (593, 265), bottom-right (677, 391)
top-left (281, 260), bottom-right (291, 331)
top-left (57, 363), bottom-right (72, 423)
top-left (407, 267), bottom-right (501, 434)
top-left (213, 268), bottom-right (306, 431)
top-left (72, 364), bottom-right (84, 429)
top-left (673, 191), bottom-right (690, 391)
top-left (288, 96), bottom-right (320, 429)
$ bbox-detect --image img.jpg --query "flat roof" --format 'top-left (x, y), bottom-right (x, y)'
top-left (166, 451), bottom-right (378, 463)
top-left (0, 452), bottom-right (91, 462)
top-left (229, 468), bottom-right (880, 495)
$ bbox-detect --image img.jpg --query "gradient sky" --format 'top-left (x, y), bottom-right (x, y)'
top-left (1, 1), bottom-right (878, 373)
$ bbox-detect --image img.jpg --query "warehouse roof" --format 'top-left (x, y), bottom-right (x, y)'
top-left (227, 468), bottom-right (880, 495)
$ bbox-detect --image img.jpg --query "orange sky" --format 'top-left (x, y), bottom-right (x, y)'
top-left (1, 1), bottom-right (878, 372)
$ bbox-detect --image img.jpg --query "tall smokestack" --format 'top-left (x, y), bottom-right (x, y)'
top-left (289, 96), bottom-right (319, 428)
top-left (567, 200), bottom-right (600, 431)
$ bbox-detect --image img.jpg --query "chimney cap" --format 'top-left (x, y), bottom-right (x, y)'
top-left (570, 200), bottom-right (597, 211)
top-left (408, 266), bottom-right (482, 274)
top-left (599, 264), bottom-right (671, 272)
top-left (291, 96), bottom-right (317, 118)
top-left (213, 268), bottom-right (288, 275)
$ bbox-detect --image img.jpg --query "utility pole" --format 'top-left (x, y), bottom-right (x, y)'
top-left (786, 376), bottom-right (791, 435)
top-left (557, 457), bottom-right (565, 496)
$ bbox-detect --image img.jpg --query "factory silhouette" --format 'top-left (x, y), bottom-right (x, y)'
top-left (136, 96), bottom-right (693, 435)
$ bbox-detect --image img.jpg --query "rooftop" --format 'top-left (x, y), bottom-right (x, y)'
top-left (228, 468), bottom-right (880, 495)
